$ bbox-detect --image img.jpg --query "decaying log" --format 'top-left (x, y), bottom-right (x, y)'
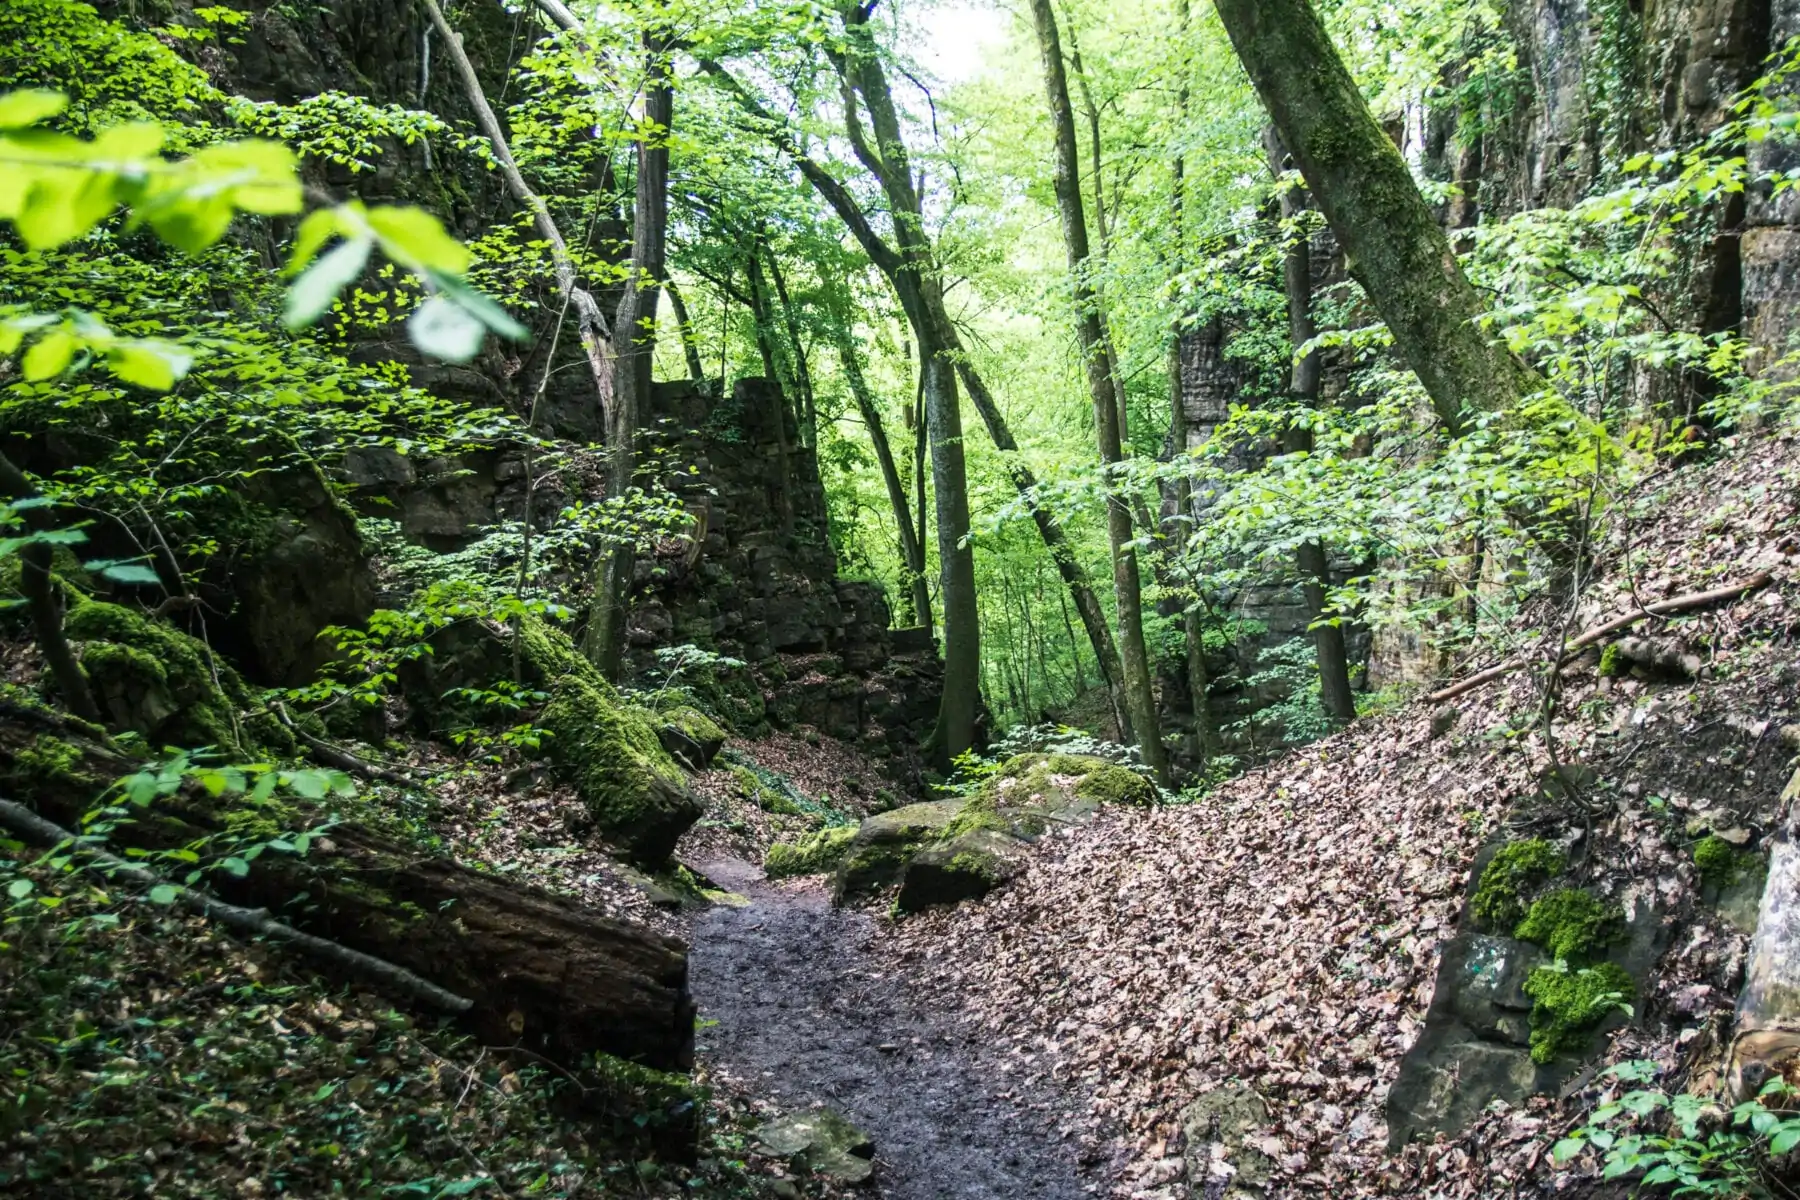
top-left (0, 798), bottom-right (472, 1013)
top-left (1, 718), bottom-right (695, 1071)
top-left (1426, 572), bottom-right (1773, 704)
top-left (1727, 766), bottom-right (1800, 1102)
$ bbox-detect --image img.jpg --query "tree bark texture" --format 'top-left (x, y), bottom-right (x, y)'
top-left (1729, 767), bottom-right (1800, 1100)
top-left (0, 706), bottom-right (694, 1071)
top-left (589, 32), bottom-right (672, 677)
top-left (1211, 0), bottom-right (1537, 435)
top-left (1029, 0), bottom-right (1168, 782)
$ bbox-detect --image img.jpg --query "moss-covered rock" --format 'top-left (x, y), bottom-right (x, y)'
top-left (542, 672), bottom-right (699, 866)
top-left (653, 704), bottom-right (726, 770)
top-left (1522, 961), bottom-right (1635, 1063)
top-left (832, 798), bottom-right (965, 901)
top-left (764, 825), bottom-right (857, 879)
top-left (895, 827), bottom-right (1028, 912)
top-left (1694, 834), bottom-right (1747, 886)
top-left (1470, 839), bottom-right (1566, 930)
top-left (404, 615), bottom-right (701, 865)
top-left (1074, 764), bottom-right (1157, 807)
top-left (1514, 888), bottom-right (1624, 962)
top-left (64, 600), bottom-right (292, 757)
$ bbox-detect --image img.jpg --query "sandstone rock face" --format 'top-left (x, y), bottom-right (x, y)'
top-left (895, 828), bottom-right (1029, 913)
top-left (832, 799), bottom-right (967, 901)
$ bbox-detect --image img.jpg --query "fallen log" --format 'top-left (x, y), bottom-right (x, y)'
top-left (0, 798), bottom-right (471, 1013)
top-left (1727, 766), bottom-right (1800, 1102)
top-left (0, 712), bottom-right (695, 1071)
top-left (1425, 572), bottom-right (1774, 705)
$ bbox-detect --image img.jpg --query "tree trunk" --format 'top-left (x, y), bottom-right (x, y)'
top-left (921, 349), bottom-right (981, 764)
top-left (1268, 128), bottom-right (1357, 724)
top-left (832, 8), bottom-right (980, 761)
top-left (1729, 767), bottom-right (1800, 1100)
top-left (1211, 0), bottom-right (1537, 435)
top-left (665, 279), bottom-right (707, 385)
top-left (588, 30), bottom-right (672, 678)
top-left (766, 251), bottom-right (817, 448)
top-left (0, 706), bottom-right (694, 1072)
top-left (1029, 0), bottom-right (1168, 783)
top-left (701, 55), bottom-right (1127, 729)
top-left (832, 321), bottom-right (930, 628)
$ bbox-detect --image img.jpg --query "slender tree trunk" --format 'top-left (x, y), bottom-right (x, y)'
top-left (911, 365), bottom-right (930, 632)
top-left (1164, 0), bottom-right (1216, 772)
top-left (426, 0), bottom-right (612, 408)
top-left (921, 349), bottom-right (980, 764)
top-left (831, 8), bottom-right (979, 762)
top-left (665, 279), bottom-right (707, 385)
top-left (831, 321), bottom-right (929, 628)
top-left (1211, 0), bottom-right (1537, 435)
top-left (1029, 0), bottom-right (1167, 783)
top-left (587, 30), bottom-right (671, 677)
top-left (1268, 129), bottom-right (1356, 724)
top-left (766, 251), bottom-right (817, 448)
top-left (1058, 584), bottom-right (1089, 697)
top-left (703, 54), bottom-right (1127, 734)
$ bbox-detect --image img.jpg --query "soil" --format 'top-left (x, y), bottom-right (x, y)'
top-left (689, 858), bottom-right (1106, 1199)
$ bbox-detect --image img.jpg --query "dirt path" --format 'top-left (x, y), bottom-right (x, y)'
top-left (689, 859), bottom-right (1103, 1199)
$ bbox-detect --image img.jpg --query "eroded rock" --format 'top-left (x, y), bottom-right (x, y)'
top-left (754, 1107), bottom-right (876, 1185)
top-left (895, 827), bottom-right (1029, 913)
top-left (1179, 1084), bottom-right (1276, 1197)
top-left (832, 798), bottom-right (966, 901)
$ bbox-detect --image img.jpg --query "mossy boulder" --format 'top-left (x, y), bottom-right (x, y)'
top-left (764, 824), bottom-right (857, 879)
top-left (1470, 839), bottom-right (1567, 930)
top-left (653, 704), bottom-right (726, 770)
top-left (64, 600), bottom-right (293, 757)
top-left (895, 827), bottom-right (1029, 913)
top-left (754, 1107), bottom-right (875, 1185)
top-left (831, 798), bottom-right (965, 901)
top-left (944, 752), bottom-right (1152, 842)
top-left (408, 615), bottom-right (701, 865)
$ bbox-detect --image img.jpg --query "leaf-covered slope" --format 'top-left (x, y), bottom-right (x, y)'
top-left (882, 429), bottom-right (1800, 1198)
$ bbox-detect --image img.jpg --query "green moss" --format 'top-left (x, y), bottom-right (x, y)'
top-left (1598, 642), bottom-right (1625, 678)
top-left (730, 764), bottom-right (801, 816)
top-left (764, 825), bottom-right (857, 879)
top-left (660, 705), bottom-right (725, 748)
top-left (1515, 888), bottom-right (1625, 961)
top-left (1471, 839), bottom-right (1567, 930)
top-left (1693, 835), bottom-right (1744, 886)
top-left (1522, 961), bottom-right (1635, 1063)
top-left (941, 803), bottom-right (1013, 840)
top-left (1075, 764), bottom-right (1157, 807)
top-left (63, 600), bottom-right (291, 757)
top-left (947, 849), bottom-right (1003, 886)
top-left (8, 735), bottom-right (93, 800)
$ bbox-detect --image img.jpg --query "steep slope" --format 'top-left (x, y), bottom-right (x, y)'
top-left (883, 428), bottom-right (1800, 1198)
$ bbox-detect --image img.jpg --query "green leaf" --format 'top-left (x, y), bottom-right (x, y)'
top-left (220, 857), bottom-right (249, 878)
top-left (107, 340), bottom-right (193, 390)
top-left (147, 884), bottom-right (179, 905)
top-left (283, 236), bottom-right (370, 329)
top-left (0, 90), bottom-right (68, 129)
top-left (366, 205), bottom-right (471, 274)
top-left (408, 295), bottom-right (485, 363)
top-left (285, 208), bottom-right (342, 277)
top-left (1550, 1137), bottom-right (1585, 1164)
top-left (5, 878), bottom-right (33, 900)
top-left (1770, 1126), bottom-right (1800, 1156)
top-left (21, 329), bottom-right (77, 380)
top-left (93, 562), bottom-right (162, 585)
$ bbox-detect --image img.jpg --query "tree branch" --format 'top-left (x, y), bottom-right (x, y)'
top-left (0, 797), bottom-right (473, 1014)
top-left (423, 0), bottom-right (614, 414)
top-left (1425, 572), bottom-right (1775, 704)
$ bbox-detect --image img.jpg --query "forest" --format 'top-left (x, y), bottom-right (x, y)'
top-left (3, 0), bottom-right (1800, 1197)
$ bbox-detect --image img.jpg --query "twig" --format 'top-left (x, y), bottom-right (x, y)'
top-left (270, 703), bottom-right (415, 786)
top-left (0, 797), bottom-right (471, 1014)
top-left (1427, 571), bottom-right (1776, 704)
